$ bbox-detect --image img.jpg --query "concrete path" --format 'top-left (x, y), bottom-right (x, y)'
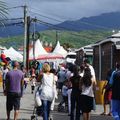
top-left (0, 84), bottom-right (114, 120)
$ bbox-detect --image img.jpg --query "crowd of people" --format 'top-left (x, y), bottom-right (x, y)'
top-left (1, 59), bottom-right (120, 120)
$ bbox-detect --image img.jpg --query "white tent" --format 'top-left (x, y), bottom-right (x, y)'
top-left (29, 39), bottom-right (48, 60)
top-left (4, 47), bottom-right (23, 62)
top-left (52, 41), bottom-right (67, 58)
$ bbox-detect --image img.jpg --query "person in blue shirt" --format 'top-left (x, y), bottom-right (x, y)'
top-left (109, 62), bottom-right (120, 120)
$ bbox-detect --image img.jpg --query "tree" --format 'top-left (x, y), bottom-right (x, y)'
top-left (62, 42), bottom-right (74, 50)
top-left (0, 1), bottom-right (8, 25)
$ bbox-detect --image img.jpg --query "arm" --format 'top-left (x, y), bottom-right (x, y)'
top-left (4, 72), bottom-right (9, 96)
top-left (109, 71), bottom-right (115, 85)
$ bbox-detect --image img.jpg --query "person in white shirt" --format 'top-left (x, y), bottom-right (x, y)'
top-left (81, 67), bottom-right (96, 120)
top-left (39, 63), bottom-right (55, 120)
top-left (2, 65), bottom-right (9, 91)
top-left (50, 69), bottom-right (58, 111)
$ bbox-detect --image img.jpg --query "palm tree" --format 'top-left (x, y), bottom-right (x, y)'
top-left (0, 1), bottom-right (8, 25)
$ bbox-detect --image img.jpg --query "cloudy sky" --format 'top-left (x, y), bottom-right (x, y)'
top-left (4, 0), bottom-right (120, 24)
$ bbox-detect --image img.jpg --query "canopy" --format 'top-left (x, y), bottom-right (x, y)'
top-left (4, 47), bottom-right (23, 62)
top-left (36, 53), bottom-right (64, 60)
top-left (29, 39), bottom-right (48, 59)
top-left (52, 41), bottom-right (67, 58)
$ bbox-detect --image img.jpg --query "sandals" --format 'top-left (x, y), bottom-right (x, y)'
top-left (107, 113), bottom-right (112, 116)
top-left (100, 112), bottom-right (107, 115)
top-left (100, 112), bottom-right (112, 116)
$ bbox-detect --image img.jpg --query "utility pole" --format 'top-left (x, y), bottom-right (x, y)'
top-left (23, 5), bottom-right (27, 68)
top-left (26, 16), bottom-right (30, 71)
top-left (33, 17), bottom-right (37, 60)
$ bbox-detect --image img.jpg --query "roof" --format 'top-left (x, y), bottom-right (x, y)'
top-left (93, 32), bottom-right (120, 47)
top-left (93, 37), bottom-right (120, 47)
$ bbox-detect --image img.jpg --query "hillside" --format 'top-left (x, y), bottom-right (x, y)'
top-left (56, 11), bottom-right (120, 31)
top-left (0, 11), bottom-right (120, 37)
top-left (0, 30), bottom-right (113, 49)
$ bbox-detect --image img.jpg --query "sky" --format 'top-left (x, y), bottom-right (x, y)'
top-left (4, 0), bottom-right (120, 24)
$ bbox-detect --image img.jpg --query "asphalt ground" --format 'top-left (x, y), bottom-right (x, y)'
top-left (0, 83), bottom-right (114, 120)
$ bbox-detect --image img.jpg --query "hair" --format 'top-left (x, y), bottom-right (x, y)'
top-left (12, 61), bottom-right (19, 68)
top-left (50, 68), bottom-right (56, 75)
top-left (73, 65), bottom-right (80, 76)
top-left (84, 58), bottom-right (90, 64)
top-left (116, 62), bottom-right (120, 69)
top-left (82, 67), bottom-right (92, 87)
top-left (80, 64), bottom-right (84, 73)
top-left (42, 63), bottom-right (51, 73)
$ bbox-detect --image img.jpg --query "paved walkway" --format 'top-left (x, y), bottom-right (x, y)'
top-left (0, 83), bottom-right (114, 120)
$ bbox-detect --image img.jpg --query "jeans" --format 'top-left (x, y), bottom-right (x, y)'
top-left (42, 100), bottom-right (52, 120)
top-left (111, 99), bottom-right (120, 120)
top-left (70, 89), bottom-right (81, 120)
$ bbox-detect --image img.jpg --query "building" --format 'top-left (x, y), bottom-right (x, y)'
top-left (75, 44), bottom-right (93, 65)
top-left (93, 32), bottom-right (120, 80)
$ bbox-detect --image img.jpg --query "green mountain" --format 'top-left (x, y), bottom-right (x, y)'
top-left (0, 30), bottom-right (113, 50)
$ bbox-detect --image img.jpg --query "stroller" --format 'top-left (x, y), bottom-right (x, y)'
top-left (31, 85), bottom-right (43, 120)
top-left (31, 84), bottom-right (53, 120)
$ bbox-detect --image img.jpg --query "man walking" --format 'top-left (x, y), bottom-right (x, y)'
top-left (109, 62), bottom-right (120, 120)
top-left (4, 61), bottom-right (24, 120)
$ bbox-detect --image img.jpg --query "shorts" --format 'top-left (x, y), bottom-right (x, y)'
top-left (6, 92), bottom-right (21, 111)
top-left (104, 90), bottom-right (112, 104)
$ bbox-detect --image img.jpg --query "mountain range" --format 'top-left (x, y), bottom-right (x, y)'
top-left (0, 11), bottom-right (120, 37)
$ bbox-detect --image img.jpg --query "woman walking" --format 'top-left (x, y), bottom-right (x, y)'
top-left (80, 67), bottom-right (96, 120)
top-left (39, 63), bottom-right (55, 120)
top-left (70, 65), bottom-right (82, 120)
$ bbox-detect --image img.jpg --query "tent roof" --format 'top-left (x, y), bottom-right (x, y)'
top-left (4, 47), bottom-right (23, 61)
top-left (52, 41), bottom-right (67, 57)
top-left (29, 39), bottom-right (48, 59)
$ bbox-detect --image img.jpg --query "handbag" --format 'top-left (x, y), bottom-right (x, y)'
top-left (35, 86), bottom-right (42, 107)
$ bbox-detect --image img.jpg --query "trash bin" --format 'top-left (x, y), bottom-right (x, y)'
top-left (95, 80), bottom-right (107, 104)
top-left (0, 71), bottom-right (2, 87)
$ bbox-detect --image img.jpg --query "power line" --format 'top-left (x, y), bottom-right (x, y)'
top-left (29, 10), bottom-right (63, 23)
top-left (6, 5), bottom-right (112, 30)
top-left (0, 17), bottom-right (23, 21)
top-left (7, 6), bottom-right (24, 10)
top-left (0, 22), bottom-right (23, 27)
top-left (29, 8), bottom-right (111, 30)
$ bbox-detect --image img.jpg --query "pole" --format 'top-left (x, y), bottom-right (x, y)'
top-left (23, 5), bottom-right (27, 68)
top-left (26, 16), bottom-right (30, 71)
top-left (56, 30), bottom-right (58, 44)
top-left (33, 17), bottom-right (37, 60)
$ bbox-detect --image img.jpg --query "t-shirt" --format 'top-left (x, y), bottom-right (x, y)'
top-left (6, 69), bottom-right (24, 93)
top-left (109, 70), bottom-right (120, 100)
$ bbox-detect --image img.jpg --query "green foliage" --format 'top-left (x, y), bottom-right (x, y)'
top-left (0, 30), bottom-right (113, 49)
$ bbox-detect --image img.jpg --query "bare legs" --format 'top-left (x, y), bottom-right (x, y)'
top-left (83, 112), bottom-right (90, 120)
top-left (6, 110), bottom-right (10, 120)
top-left (14, 110), bottom-right (19, 120)
top-left (6, 110), bottom-right (19, 120)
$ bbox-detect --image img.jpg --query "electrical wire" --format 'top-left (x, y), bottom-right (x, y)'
top-left (29, 8), bottom-right (111, 30)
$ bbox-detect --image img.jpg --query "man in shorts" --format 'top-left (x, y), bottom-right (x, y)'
top-left (4, 61), bottom-right (24, 120)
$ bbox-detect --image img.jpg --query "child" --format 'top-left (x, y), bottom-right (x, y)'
top-left (58, 80), bottom-right (68, 111)
top-left (30, 74), bottom-right (36, 94)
